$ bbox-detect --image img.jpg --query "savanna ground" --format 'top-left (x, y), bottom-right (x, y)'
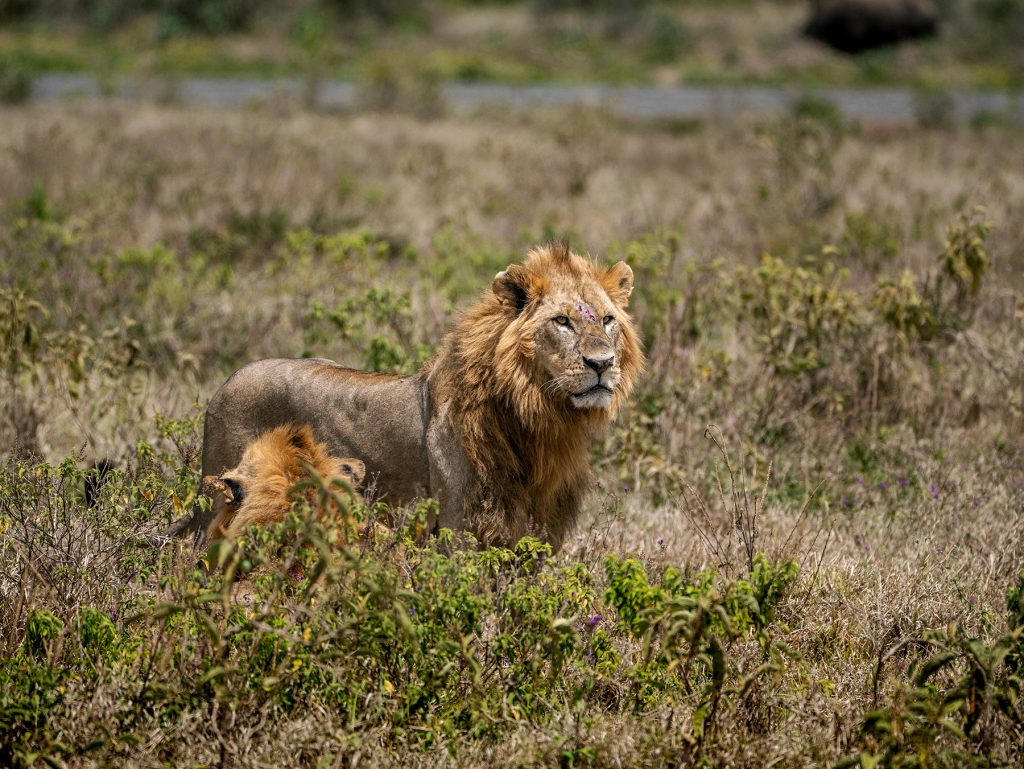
top-left (1, 94), bottom-right (1024, 767)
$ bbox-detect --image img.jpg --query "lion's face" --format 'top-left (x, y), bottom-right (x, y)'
top-left (532, 290), bottom-right (628, 410)
top-left (492, 245), bottom-right (643, 416)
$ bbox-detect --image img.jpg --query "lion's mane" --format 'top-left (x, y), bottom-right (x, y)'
top-left (423, 243), bottom-right (644, 547)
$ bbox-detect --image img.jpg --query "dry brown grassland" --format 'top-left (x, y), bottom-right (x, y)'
top-left (1, 101), bottom-right (1023, 767)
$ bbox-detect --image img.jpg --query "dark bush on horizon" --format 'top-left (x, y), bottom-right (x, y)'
top-left (0, 0), bottom-right (262, 32)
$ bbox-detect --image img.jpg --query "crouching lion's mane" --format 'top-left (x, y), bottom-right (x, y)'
top-left (205, 424), bottom-right (365, 542)
top-left (181, 243), bottom-right (644, 551)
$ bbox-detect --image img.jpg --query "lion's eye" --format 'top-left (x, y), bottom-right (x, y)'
top-left (554, 315), bottom-right (571, 326)
top-left (603, 315), bottom-right (615, 326)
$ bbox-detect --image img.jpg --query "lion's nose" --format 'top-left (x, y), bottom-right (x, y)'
top-left (584, 354), bottom-right (614, 375)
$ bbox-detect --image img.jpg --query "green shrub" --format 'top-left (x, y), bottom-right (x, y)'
top-left (22, 609), bottom-right (64, 661)
top-left (874, 207), bottom-right (993, 347)
top-left (604, 553), bottom-right (797, 739)
top-left (0, 656), bottom-right (66, 768)
top-left (873, 270), bottom-right (938, 345)
top-left (303, 286), bottom-right (433, 373)
top-left (938, 206), bottom-right (992, 303)
top-left (740, 252), bottom-right (862, 381)
top-left (0, 451), bottom-right (804, 763)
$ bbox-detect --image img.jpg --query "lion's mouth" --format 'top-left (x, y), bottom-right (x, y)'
top-left (574, 384), bottom-right (613, 398)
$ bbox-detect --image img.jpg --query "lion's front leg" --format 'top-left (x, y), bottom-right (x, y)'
top-left (425, 411), bottom-right (475, 537)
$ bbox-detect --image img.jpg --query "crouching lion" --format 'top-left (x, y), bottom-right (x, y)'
top-left (204, 424), bottom-right (365, 542)
top-left (176, 243), bottom-right (644, 550)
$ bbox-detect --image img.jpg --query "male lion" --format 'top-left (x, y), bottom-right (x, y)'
top-left (176, 243), bottom-right (643, 550)
top-left (204, 423), bottom-right (365, 542)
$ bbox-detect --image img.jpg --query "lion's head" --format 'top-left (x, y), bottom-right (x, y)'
top-left (205, 424), bottom-right (365, 542)
top-left (486, 243), bottom-right (643, 428)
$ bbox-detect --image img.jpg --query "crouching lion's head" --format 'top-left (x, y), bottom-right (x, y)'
top-left (204, 424), bottom-right (365, 543)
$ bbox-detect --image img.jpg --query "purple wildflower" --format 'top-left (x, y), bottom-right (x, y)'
top-left (585, 614), bottom-right (602, 628)
top-left (878, 482), bottom-right (888, 490)
top-left (623, 487), bottom-right (631, 493)
top-left (898, 479), bottom-right (909, 487)
top-left (657, 538), bottom-right (664, 547)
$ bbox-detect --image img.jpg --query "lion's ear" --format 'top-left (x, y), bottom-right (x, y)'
top-left (222, 476), bottom-right (245, 506)
top-left (493, 264), bottom-right (540, 314)
top-left (602, 261), bottom-right (634, 307)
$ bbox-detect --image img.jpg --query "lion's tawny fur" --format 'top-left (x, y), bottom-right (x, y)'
top-left (205, 424), bottom-right (365, 542)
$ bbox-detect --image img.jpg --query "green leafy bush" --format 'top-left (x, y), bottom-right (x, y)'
top-left (0, 450), bottom-right (802, 765)
top-left (740, 252), bottom-right (862, 381)
top-left (304, 287), bottom-right (432, 373)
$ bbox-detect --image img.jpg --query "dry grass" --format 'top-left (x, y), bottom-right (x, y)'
top-left (1, 101), bottom-right (1023, 767)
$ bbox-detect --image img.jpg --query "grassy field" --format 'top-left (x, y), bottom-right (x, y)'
top-left (1, 100), bottom-right (1024, 767)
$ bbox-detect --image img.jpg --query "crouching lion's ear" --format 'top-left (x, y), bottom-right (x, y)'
top-left (601, 261), bottom-right (634, 307)
top-left (201, 475), bottom-right (232, 503)
top-left (288, 427), bottom-right (316, 452)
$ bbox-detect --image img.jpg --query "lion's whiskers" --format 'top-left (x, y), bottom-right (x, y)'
top-left (542, 374), bottom-right (573, 395)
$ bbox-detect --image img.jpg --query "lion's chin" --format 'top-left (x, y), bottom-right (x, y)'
top-left (570, 387), bottom-right (614, 410)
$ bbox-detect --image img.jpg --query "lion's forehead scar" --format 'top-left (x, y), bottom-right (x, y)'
top-left (573, 301), bottom-right (598, 323)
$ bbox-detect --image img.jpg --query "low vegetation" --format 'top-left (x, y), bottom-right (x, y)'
top-left (1, 101), bottom-right (1023, 766)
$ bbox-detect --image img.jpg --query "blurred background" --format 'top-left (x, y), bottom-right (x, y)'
top-left (0, 1), bottom-right (1021, 116)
